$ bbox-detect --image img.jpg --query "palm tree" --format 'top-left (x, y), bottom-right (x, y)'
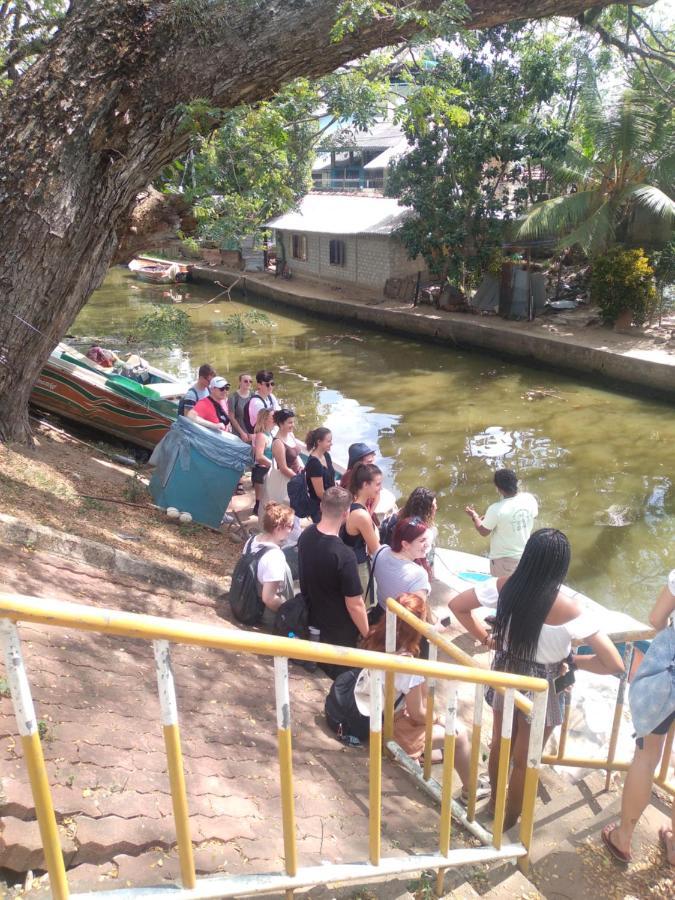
top-left (517, 87), bottom-right (674, 253)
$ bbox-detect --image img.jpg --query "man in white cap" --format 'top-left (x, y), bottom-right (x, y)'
top-left (187, 377), bottom-right (232, 433)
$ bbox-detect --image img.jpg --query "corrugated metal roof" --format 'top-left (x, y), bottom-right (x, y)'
top-left (328, 122), bottom-right (405, 150)
top-left (266, 193), bottom-right (412, 236)
top-left (362, 138), bottom-right (409, 170)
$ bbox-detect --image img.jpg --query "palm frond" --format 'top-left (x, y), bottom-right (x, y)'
top-left (646, 153), bottom-right (675, 193)
top-left (546, 146), bottom-right (599, 186)
top-left (556, 200), bottom-right (615, 254)
top-left (622, 185), bottom-right (675, 224)
top-left (517, 191), bottom-right (597, 241)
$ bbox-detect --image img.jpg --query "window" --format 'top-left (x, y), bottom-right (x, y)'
top-left (329, 239), bottom-right (346, 267)
top-left (291, 234), bottom-right (307, 261)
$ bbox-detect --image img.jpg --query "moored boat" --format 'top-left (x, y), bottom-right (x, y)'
top-left (128, 257), bottom-right (192, 284)
top-left (31, 344), bottom-right (189, 450)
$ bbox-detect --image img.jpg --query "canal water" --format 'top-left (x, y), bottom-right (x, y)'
top-left (74, 267), bottom-right (674, 620)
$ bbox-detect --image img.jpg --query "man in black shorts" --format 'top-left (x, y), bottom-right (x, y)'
top-left (298, 486), bottom-right (368, 679)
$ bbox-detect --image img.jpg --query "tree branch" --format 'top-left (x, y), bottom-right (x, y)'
top-left (587, 20), bottom-right (675, 72)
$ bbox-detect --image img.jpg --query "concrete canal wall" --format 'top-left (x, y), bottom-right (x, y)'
top-left (192, 266), bottom-right (675, 400)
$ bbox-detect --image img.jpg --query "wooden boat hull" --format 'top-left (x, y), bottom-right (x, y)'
top-left (31, 356), bottom-right (176, 450)
top-left (129, 258), bottom-right (191, 284)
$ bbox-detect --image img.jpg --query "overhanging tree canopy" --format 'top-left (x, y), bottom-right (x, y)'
top-left (0, 0), bottom-right (631, 442)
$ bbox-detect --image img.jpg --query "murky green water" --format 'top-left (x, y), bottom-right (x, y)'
top-left (74, 267), bottom-right (674, 620)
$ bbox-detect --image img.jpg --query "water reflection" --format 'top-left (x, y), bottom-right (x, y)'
top-left (73, 267), bottom-right (675, 619)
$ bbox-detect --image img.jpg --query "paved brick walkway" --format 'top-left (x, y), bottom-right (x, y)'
top-left (0, 546), bottom-right (463, 893)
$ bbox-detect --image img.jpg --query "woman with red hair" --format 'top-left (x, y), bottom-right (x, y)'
top-left (361, 593), bottom-right (488, 798)
top-left (372, 517), bottom-right (431, 614)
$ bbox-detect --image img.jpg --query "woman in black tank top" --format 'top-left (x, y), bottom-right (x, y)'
top-left (340, 463), bottom-right (383, 601)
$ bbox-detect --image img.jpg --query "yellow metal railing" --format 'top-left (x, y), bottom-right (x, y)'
top-left (386, 599), bottom-right (674, 833)
top-left (541, 636), bottom-right (675, 798)
top-left (384, 598), bottom-right (549, 891)
top-left (0, 591), bottom-right (552, 899)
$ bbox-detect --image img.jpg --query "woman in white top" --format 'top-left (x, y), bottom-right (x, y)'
top-left (450, 528), bottom-right (623, 831)
top-left (245, 502), bottom-right (295, 628)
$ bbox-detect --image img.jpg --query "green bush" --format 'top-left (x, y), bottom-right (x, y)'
top-left (591, 247), bottom-right (657, 326)
top-left (134, 305), bottom-right (191, 347)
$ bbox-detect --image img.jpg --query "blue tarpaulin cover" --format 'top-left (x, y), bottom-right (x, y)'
top-left (149, 417), bottom-right (251, 527)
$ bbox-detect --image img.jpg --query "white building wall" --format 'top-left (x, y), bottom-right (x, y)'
top-left (355, 235), bottom-right (393, 288)
top-left (276, 229), bottom-right (320, 276)
top-left (317, 234), bottom-right (357, 282)
top-left (389, 240), bottom-right (426, 279)
top-left (275, 228), bottom-right (419, 292)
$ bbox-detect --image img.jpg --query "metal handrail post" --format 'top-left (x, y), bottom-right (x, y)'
top-left (604, 641), bottom-right (633, 790)
top-left (519, 690), bottom-right (548, 874)
top-left (556, 698), bottom-right (572, 761)
top-left (436, 681), bottom-right (457, 897)
top-left (153, 640), bottom-right (195, 889)
top-left (274, 658), bottom-right (298, 879)
top-left (466, 682), bottom-right (484, 823)
top-left (383, 609), bottom-right (396, 744)
top-left (0, 622), bottom-right (69, 900)
top-left (423, 642), bottom-right (438, 782)
top-left (492, 689), bottom-right (515, 850)
top-left (368, 669), bottom-right (383, 866)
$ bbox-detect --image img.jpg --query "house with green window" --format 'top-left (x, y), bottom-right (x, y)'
top-left (266, 193), bottom-right (425, 294)
top-left (311, 122), bottom-right (408, 192)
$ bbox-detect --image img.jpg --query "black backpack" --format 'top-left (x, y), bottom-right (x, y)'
top-left (379, 512), bottom-right (398, 547)
top-left (177, 386), bottom-right (199, 417)
top-left (242, 392), bottom-right (269, 434)
top-left (287, 471), bottom-right (312, 518)
top-left (274, 592), bottom-right (309, 638)
top-left (228, 539), bottom-right (270, 625)
top-left (324, 668), bottom-right (371, 742)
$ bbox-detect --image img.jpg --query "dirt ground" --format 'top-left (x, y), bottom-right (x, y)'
top-left (0, 416), bottom-right (245, 586)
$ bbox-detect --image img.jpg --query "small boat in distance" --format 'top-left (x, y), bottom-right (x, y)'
top-left (128, 257), bottom-right (192, 284)
top-left (31, 344), bottom-right (189, 450)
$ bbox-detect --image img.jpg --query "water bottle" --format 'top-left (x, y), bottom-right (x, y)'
top-left (287, 630), bottom-right (317, 672)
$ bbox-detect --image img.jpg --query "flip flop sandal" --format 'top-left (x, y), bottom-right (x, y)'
top-left (601, 823), bottom-right (632, 864)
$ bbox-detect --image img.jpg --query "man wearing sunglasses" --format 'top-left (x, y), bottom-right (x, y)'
top-left (187, 376), bottom-right (232, 433)
top-left (245, 369), bottom-right (280, 433)
top-left (228, 372), bottom-right (254, 443)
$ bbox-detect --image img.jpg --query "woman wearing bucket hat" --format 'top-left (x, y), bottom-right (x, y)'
top-left (340, 442), bottom-right (377, 496)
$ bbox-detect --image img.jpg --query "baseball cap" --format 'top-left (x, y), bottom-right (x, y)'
top-left (210, 376), bottom-right (229, 390)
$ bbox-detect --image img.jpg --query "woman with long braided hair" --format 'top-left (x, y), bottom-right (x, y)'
top-left (450, 528), bottom-right (624, 830)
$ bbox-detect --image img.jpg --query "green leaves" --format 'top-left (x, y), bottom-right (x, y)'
top-left (518, 86), bottom-right (675, 254)
top-left (134, 306), bottom-right (191, 348)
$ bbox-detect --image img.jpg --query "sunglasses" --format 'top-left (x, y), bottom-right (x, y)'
top-left (242, 378), bottom-right (252, 383)
top-left (262, 380), bottom-right (275, 386)
top-left (215, 384), bottom-right (230, 391)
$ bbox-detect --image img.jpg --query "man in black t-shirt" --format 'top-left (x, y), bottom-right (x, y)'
top-left (298, 486), bottom-right (368, 679)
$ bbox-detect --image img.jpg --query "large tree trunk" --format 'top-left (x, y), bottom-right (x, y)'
top-left (0, 0), bottom-right (620, 442)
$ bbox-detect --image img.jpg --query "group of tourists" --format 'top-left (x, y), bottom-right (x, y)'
top-left (178, 365), bottom-right (674, 862)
